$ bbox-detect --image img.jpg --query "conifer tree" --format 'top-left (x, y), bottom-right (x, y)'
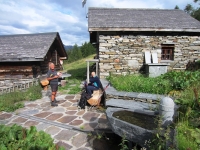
top-left (174, 5), bottom-right (179, 9)
top-left (174, 1), bottom-right (200, 21)
top-left (66, 42), bottom-right (96, 63)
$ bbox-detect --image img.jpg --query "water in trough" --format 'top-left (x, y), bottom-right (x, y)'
top-left (113, 110), bottom-right (158, 130)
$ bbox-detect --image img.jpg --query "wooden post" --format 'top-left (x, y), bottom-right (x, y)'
top-left (96, 62), bottom-right (98, 77)
top-left (87, 61), bottom-right (90, 83)
top-left (86, 59), bottom-right (100, 83)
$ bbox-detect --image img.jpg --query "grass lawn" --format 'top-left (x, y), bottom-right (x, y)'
top-left (59, 54), bottom-right (96, 94)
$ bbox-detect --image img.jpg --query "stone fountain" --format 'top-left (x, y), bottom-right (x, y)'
top-left (105, 97), bottom-right (176, 148)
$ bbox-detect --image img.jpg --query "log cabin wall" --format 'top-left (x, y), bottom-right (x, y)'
top-left (51, 49), bottom-right (61, 71)
top-left (40, 44), bottom-right (62, 75)
top-left (50, 44), bottom-right (62, 71)
top-left (40, 49), bottom-right (51, 74)
top-left (0, 50), bottom-right (63, 78)
top-left (0, 62), bottom-right (40, 78)
top-left (0, 49), bottom-right (63, 78)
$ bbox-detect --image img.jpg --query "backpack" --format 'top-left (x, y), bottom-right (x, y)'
top-left (78, 91), bottom-right (91, 109)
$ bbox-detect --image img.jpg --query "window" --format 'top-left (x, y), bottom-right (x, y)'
top-left (161, 44), bottom-right (174, 60)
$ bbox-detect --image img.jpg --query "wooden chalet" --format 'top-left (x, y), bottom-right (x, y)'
top-left (0, 32), bottom-right (67, 78)
top-left (88, 8), bottom-right (200, 78)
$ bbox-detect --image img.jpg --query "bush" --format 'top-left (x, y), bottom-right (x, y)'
top-left (0, 124), bottom-right (64, 150)
top-left (162, 71), bottom-right (200, 90)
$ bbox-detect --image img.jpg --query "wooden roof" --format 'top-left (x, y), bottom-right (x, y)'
top-left (0, 32), bottom-right (67, 62)
top-left (88, 8), bottom-right (200, 32)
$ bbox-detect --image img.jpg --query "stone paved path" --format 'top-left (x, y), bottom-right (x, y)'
top-left (0, 92), bottom-right (111, 150)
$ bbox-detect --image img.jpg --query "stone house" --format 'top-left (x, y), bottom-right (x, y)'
top-left (88, 8), bottom-right (200, 78)
top-left (0, 32), bottom-right (67, 78)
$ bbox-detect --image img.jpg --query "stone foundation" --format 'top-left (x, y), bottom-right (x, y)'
top-left (0, 79), bottom-right (38, 94)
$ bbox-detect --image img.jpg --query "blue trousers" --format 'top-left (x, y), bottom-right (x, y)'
top-left (86, 85), bottom-right (98, 96)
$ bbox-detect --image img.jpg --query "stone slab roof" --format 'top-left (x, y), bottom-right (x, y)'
top-left (88, 8), bottom-right (200, 32)
top-left (0, 32), bottom-right (67, 62)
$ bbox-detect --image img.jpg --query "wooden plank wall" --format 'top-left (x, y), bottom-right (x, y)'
top-left (51, 50), bottom-right (61, 71)
top-left (0, 62), bottom-right (40, 78)
top-left (0, 66), bottom-right (32, 75)
top-left (40, 47), bottom-right (62, 74)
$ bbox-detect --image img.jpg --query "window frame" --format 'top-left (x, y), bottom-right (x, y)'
top-left (161, 44), bottom-right (174, 61)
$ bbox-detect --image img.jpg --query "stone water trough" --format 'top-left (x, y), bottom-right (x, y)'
top-left (105, 97), bottom-right (176, 148)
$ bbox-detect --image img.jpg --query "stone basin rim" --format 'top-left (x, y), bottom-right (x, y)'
top-left (106, 107), bottom-right (158, 132)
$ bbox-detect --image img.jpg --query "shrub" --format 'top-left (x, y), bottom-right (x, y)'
top-left (0, 124), bottom-right (64, 150)
top-left (162, 71), bottom-right (200, 90)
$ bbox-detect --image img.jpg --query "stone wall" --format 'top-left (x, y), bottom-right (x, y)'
top-left (98, 34), bottom-right (200, 78)
top-left (0, 79), bottom-right (38, 95)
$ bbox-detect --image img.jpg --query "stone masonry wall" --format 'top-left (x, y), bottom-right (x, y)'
top-left (99, 34), bottom-right (200, 78)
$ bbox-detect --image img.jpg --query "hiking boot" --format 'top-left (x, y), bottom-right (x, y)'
top-left (51, 101), bottom-right (58, 106)
top-left (54, 98), bottom-right (59, 103)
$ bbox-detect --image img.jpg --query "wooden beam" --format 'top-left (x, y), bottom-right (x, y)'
top-left (86, 59), bottom-right (99, 83)
top-left (0, 58), bottom-right (44, 62)
top-left (60, 57), bottom-right (67, 59)
top-left (88, 27), bottom-right (200, 32)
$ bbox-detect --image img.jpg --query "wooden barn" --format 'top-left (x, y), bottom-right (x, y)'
top-left (0, 32), bottom-right (67, 78)
top-left (88, 8), bottom-right (200, 78)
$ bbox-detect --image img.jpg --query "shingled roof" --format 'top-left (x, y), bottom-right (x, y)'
top-left (0, 32), bottom-right (67, 62)
top-left (88, 8), bottom-right (200, 32)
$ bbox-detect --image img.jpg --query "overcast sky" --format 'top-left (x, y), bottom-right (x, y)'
top-left (0, 0), bottom-right (197, 46)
